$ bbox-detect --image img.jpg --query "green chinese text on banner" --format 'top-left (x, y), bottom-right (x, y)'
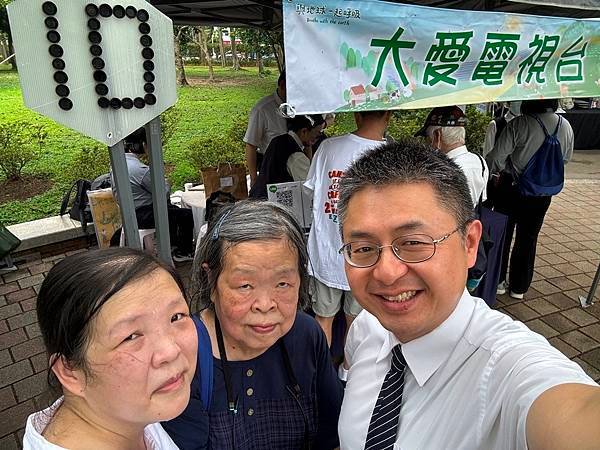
top-left (283, 0), bottom-right (600, 113)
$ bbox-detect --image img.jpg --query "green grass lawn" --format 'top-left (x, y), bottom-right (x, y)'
top-left (0, 65), bottom-right (312, 225)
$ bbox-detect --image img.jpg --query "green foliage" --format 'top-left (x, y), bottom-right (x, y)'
top-left (465, 105), bottom-right (491, 154)
top-left (0, 119), bottom-right (47, 180)
top-left (343, 89), bottom-right (350, 102)
top-left (68, 144), bottom-right (110, 182)
top-left (161, 105), bottom-right (180, 146)
top-left (346, 48), bottom-right (356, 68)
top-left (187, 134), bottom-right (245, 174)
top-left (387, 110), bottom-right (429, 140)
top-left (340, 42), bottom-right (349, 59)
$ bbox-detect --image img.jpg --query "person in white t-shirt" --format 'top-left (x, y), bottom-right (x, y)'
top-left (336, 141), bottom-right (600, 450)
top-left (304, 110), bottom-right (391, 346)
top-left (415, 105), bottom-right (488, 205)
top-left (244, 71), bottom-right (288, 187)
top-left (23, 248), bottom-right (198, 450)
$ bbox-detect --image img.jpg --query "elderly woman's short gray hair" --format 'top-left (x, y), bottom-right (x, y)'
top-left (191, 200), bottom-right (310, 312)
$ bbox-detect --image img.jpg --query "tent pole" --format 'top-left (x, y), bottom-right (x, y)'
top-left (580, 263), bottom-right (600, 308)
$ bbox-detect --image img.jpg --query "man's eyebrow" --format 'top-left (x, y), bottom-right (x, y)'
top-left (346, 221), bottom-right (426, 240)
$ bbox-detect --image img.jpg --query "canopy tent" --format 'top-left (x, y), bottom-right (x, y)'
top-left (150, 0), bottom-right (600, 28)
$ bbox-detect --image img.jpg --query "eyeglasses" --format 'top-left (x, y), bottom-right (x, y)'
top-left (339, 226), bottom-right (462, 268)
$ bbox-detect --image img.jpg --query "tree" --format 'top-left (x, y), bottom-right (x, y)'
top-left (0, 5), bottom-right (16, 71)
top-left (196, 26), bottom-right (214, 81)
top-left (218, 27), bottom-right (226, 67)
top-left (230, 28), bottom-right (240, 70)
top-left (174, 26), bottom-right (189, 86)
top-left (238, 28), bottom-right (269, 76)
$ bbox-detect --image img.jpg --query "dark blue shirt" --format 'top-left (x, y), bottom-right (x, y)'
top-left (162, 312), bottom-right (343, 450)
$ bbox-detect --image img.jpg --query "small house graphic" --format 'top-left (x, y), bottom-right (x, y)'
top-left (365, 85), bottom-right (381, 101)
top-left (349, 84), bottom-right (366, 106)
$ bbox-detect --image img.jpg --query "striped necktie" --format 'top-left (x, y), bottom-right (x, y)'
top-left (364, 345), bottom-right (407, 450)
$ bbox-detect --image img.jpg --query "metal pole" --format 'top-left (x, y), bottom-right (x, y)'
top-left (579, 262), bottom-right (600, 308)
top-left (145, 117), bottom-right (172, 265)
top-left (109, 140), bottom-right (141, 249)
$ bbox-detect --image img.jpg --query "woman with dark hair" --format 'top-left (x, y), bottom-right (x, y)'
top-left (249, 114), bottom-right (325, 199)
top-left (23, 248), bottom-right (198, 449)
top-left (163, 200), bottom-right (343, 450)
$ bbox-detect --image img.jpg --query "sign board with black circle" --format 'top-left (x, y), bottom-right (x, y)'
top-left (7, 0), bottom-right (177, 146)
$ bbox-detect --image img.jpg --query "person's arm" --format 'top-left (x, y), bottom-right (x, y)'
top-left (245, 143), bottom-right (259, 186)
top-left (483, 120), bottom-right (497, 157)
top-left (287, 152), bottom-right (311, 181)
top-left (562, 119), bottom-right (575, 164)
top-left (526, 383), bottom-right (600, 450)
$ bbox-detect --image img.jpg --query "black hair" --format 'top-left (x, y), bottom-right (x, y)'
top-left (37, 248), bottom-right (188, 391)
top-left (286, 114), bottom-right (325, 133)
top-left (123, 127), bottom-right (147, 154)
top-left (521, 99), bottom-right (559, 114)
top-left (338, 139), bottom-right (476, 235)
top-left (357, 110), bottom-right (388, 118)
top-left (277, 69), bottom-right (286, 85)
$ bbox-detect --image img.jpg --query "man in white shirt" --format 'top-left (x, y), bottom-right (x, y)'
top-left (304, 111), bottom-right (391, 346)
top-left (244, 71), bottom-right (288, 187)
top-left (415, 105), bottom-right (488, 205)
top-left (336, 140), bottom-right (600, 450)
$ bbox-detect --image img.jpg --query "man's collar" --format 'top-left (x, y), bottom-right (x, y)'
top-left (445, 145), bottom-right (469, 159)
top-left (376, 289), bottom-right (476, 387)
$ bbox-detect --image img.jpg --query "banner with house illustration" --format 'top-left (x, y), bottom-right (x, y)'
top-left (282, 0), bottom-right (600, 114)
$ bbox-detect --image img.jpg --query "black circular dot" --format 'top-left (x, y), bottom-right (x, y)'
top-left (95, 84), bottom-right (109, 96)
top-left (46, 30), bottom-right (60, 43)
top-left (90, 45), bottom-right (102, 57)
top-left (93, 70), bottom-right (107, 82)
top-left (52, 58), bottom-right (65, 70)
top-left (59, 98), bottom-right (73, 111)
top-left (133, 97), bottom-right (145, 108)
top-left (44, 17), bottom-right (59, 29)
top-left (137, 9), bottom-right (149, 22)
top-left (125, 6), bottom-right (137, 18)
top-left (87, 18), bottom-right (100, 30)
top-left (122, 97), bottom-right (133, 109)
top-left (143, 83), bottom-right (155, 93)
top-left (140, 35), bottom-right (152, 47)
top-left (144, 94), bottom-right (156, 105)
top-left (98, 4), bottom-right (112, 17)
top-left (113, 5), bottom-right (125, 18)
top-left (143, 60), bottom-right (154, 71)
top-left (53, 71), bottom-right (68, 84)
top-left (141, 48), bottom-right (154, 59)
top-left (49, 44), bottom-right (63, 57)
top-left (42, 1), bottom-right (57, 15)
top-left (138, 23), bottom-right (150, 34)
top-left (55, 84), bottom-right (70, 97)
top-left (109, 98), bottom-right (121, 109)
top-left (98, 97), bottom-right (110, 108)
top-left (85, 3), bottom-right (99, 17)
top-left (88, 31), bottom-right (102, 44)
top-left (143, 71), bottom-right (155, 82)
top-left (91, 57), bottom-right (105, 70)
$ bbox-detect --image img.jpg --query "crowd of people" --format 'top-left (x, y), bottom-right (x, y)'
top-left (25, 69), bottom-right (600, 450)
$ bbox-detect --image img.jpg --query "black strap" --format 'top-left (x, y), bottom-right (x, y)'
top-left (59, 180), bottom-right (78, 216)
top-left (475, 153), bottom-right (486, 207)
top-left (214, 314), bottom-right (237, 413)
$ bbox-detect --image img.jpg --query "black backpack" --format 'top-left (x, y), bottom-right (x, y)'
top-left (60, 179), bottom-right (93, 232)
top-left (204, 190), bottom-right (236, 225)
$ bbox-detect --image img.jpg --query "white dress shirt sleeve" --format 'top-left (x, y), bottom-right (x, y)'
top-left (287, 152), bottom-right (311, 181)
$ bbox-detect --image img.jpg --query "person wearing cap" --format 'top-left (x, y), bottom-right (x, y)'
top-left (416, 106), bottom-right (489, 206)
top-left (249, 114), bottom-right (325, 199)
top-left (305, 110), bottom-right (392, 348)
top-left (244, 71), bottom-right (288, 187)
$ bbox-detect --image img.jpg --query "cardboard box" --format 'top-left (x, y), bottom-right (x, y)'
top-left (266, 181), bottom-right (313, 228)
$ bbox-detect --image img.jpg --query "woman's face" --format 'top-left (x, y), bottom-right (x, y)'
top-left (212, 238), bottom-right (300, 360)
top-left (75, 269), bottom-right (197, 426)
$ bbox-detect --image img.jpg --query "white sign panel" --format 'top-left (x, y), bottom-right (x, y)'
top-left (7, 0), bottom-right (177, 146)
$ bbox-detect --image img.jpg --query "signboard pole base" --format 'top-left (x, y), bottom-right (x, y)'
top-left (145, 117), bottom-right (172, 265)
top-left (579, 263), bottom-right (600, 308)
top-left (109, 141), bottom-right (142, 249)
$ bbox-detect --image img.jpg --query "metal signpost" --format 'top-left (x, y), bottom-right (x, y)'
top-left (7, 0), bottom-right (177, 263)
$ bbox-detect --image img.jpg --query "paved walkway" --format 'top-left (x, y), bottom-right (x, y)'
top-left (0, 154), bottom-right (599, 449)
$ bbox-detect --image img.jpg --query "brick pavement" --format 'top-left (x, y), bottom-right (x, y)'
top-left (0, 181), bottom-right (599, 449)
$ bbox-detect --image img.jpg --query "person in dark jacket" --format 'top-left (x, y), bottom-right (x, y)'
top-left (249, 114), bottom-right (325, 199)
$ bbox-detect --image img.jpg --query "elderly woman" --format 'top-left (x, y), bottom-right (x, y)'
top-left (163, 200), bottom-right (343, 449)
top-left (23, 248), bottom-right (198, 449)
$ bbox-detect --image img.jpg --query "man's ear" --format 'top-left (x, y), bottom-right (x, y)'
top-left (51, 355), bottom-right (87, 398)
top-left (465, 220), bottom-right (483, 269)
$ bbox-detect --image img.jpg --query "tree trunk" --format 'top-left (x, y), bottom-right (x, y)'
top-left (231, 29), bottom-right (240, 71)
top-left (174, 27), bottom-right (189, 86)
top-left (198, 27), bottom-right (214, 81)
top-left (256, 43), bottom-right (264, 77)
top-left (218, 28), bottom-right (225, 67)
